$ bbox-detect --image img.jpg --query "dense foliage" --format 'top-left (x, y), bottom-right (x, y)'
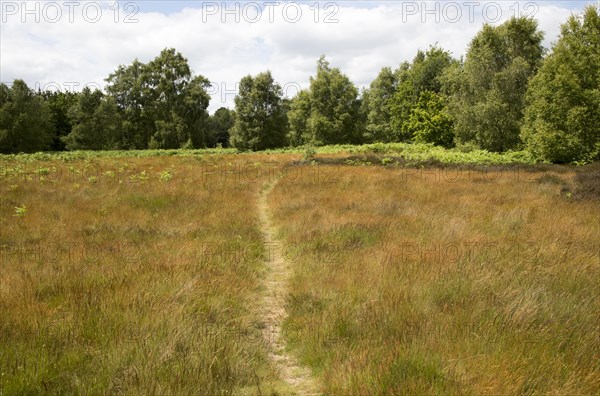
top-left (390, 46), bottom-right (456, 143)
top-left (63, 88), bottom-right (122, 150)
top-left (106, 48), bottom-right (212, 149)
top-left (405, 91), bottom-right (454, 148)
top-left (39, 90), bottom-right (78, 151)
top-left (446, 17), bottom-right (544, 152)
top-left (229, 71), bottom-right (288, 151)
top-left (2, 8), bottom-right (599, 163)
top-left (209, 107), bottom-right (235, 148)
top-left (289, 57), bottom-right (363, 146)
top-left (361, 66), bottom-right (400, 143)
top-left (0, 80), bottom-right (54, 153)
top-left (522, 7), bottom-right (600, 163)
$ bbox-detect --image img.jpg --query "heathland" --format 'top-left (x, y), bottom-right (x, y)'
top-left (1, 145), bottom-right (598, 394)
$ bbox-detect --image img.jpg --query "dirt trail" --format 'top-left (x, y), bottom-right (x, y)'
top-left (257, 178), bottom-right (321, 396)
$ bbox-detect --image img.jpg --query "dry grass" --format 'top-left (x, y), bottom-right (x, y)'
top-left (0, 154), bottom-right (301, 394)
top-left (269, 162), bottom-right (600, 395)
top-left (1, 153), bottom-right (599, 395)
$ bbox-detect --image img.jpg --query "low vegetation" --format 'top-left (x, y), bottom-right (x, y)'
top-left (0, 154), bottom-right (300, 394)
top-left (0, 142), bottom-right (535, 165)
top-left (269, 161), bottom-right (600, 394)
top-left (1, 148), bottom-right (598, 394)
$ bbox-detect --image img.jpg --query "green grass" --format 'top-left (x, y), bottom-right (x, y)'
top-left (0, 142), bottom-right (537, 165)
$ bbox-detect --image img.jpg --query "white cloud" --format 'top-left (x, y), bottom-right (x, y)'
top-left (0, 1), bottom-right (586, 112)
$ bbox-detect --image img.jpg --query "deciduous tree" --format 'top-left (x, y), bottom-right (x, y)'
top-left (447, 17), bottom-right (544, 152)
top-left (230, 71), bottom-right (288, 151)
top-left (362, 67), bottom-right (400, 143)
top-left (307, 57), bottom-right (362, 145)
top-left (39, 90), bottom-right (78, 151)
top-left (209, 107), bottom-right (235, 148)
top-left (0, 80), bottom-right (54, 153)
top-left (522, 6), bottom-right (600, 163)
top-left (63, 87), bottom-right (122, 150)
top-left (391, 47), bottom-right (456, 142)
top-left (287, 89), bottom-right (311, 146)
top-left (406, 91), bottom-right (454, 147)
top-left (106, 48), bottom-right (211, 149)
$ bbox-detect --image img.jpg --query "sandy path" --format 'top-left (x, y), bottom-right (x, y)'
top-left (257, 178), bottom-right (321, 396)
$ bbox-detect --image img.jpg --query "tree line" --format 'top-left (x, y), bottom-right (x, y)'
top-left (1, 7), bottom-right (598, 163)
top-left (0, 48), bottom-right (235, 153)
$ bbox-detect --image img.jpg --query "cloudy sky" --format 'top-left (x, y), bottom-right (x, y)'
top-left (0, 1), bottom-right (595, 112)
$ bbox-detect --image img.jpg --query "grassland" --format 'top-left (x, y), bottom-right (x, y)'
top-left (0, 154), bottom-right (301, 394)
top-left (1, 147), bottom-right (598, 395)
top-left (270, 161), bottom-right (600, 394)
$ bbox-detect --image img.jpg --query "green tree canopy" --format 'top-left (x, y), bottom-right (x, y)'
top-left (288, 57), bottom-right (362, 146)
top-left (447, 17), bottom-right (544, 152)
top-left (307, 57), bottom-right (362, 145)
top-left (39, 90), bottom-right (78, 151)
top-left (63, 87), bottom-right (122, 151)
top-left (0, 80), bottom-right (54, 153)
top-left (106, 48), bottom-right (211, 149)
top-left (287, 89), bottom-right (312, 146)
top-left (406, 91), bottom-right (454, 148)
top-left (230, 71), bottom-right (288, 151)
top-left (391, 46), bottom-right (456, 142)
top-left (362, 66), bottom-right (400, 143)
top-left (209, 107), bottom-right (235, 148)
top-left (522, 6), bottom-right (600, 163)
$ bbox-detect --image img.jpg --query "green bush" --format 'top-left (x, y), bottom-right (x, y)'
top-left (405, 91), bottom-right (454, 148)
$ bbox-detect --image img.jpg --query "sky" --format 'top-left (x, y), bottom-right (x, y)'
top-left (0, 1), bottom-right (596, 112)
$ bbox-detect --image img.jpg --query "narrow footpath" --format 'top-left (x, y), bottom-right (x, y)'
top-left (257, 179), bottom-right (321, 396)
